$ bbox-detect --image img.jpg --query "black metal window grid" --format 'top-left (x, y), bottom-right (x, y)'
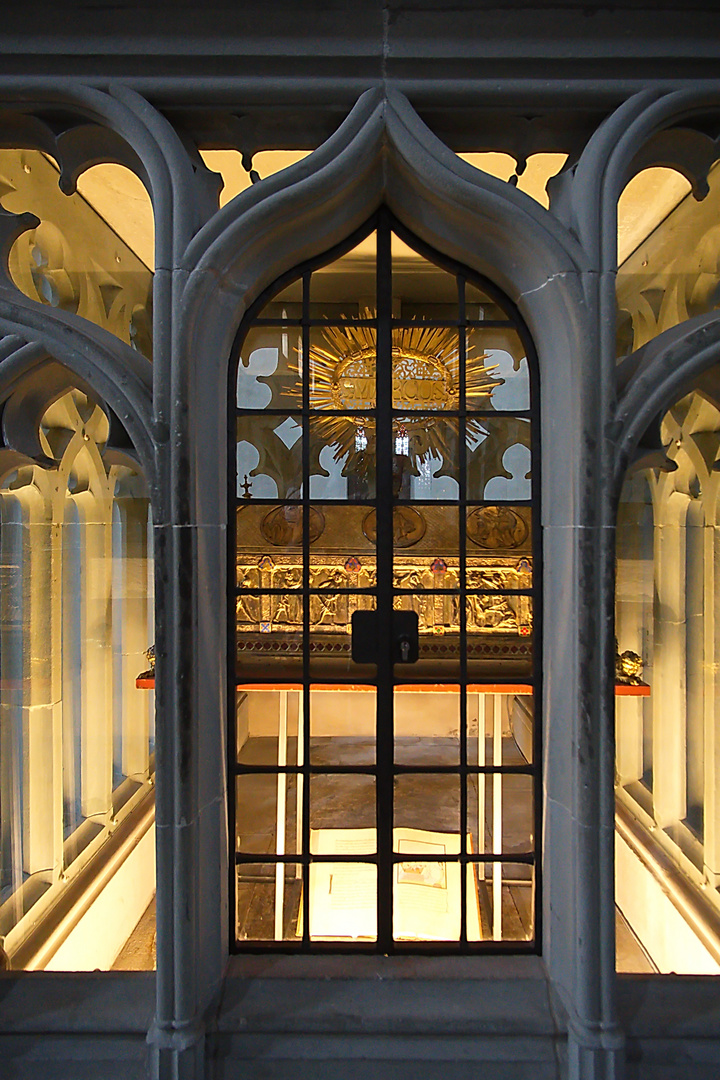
top-left (228, 210), bottom-right (541, 954)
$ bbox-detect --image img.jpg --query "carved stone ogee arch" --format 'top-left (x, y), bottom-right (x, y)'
top-left (169, 85), bottom-right (639, 1078)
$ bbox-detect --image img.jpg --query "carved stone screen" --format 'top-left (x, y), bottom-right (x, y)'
top-left (230, 214), bottom-right (539, 951)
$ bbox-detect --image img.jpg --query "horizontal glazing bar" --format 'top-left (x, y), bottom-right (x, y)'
top-left (234, 762), bottom-right (535, 776)
top-left (235, 587), bottom-right (377, 596)
top-left (392, 588), bottom-right (533, 596)
top-left (253, 319), bottom-right (377, 328)
top-left (235, 851), bottom-right (535, 866)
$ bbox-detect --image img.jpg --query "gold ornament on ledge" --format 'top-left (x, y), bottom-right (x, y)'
top-left (615, 641), bottom-right (643, 685)
top-left (137, 644), bottom-right (155, 681)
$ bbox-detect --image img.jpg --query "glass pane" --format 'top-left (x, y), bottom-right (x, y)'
top-left (392, 505), bottom-right (460, 572)
top-left (309, 324), bottom-right (376, 409)
top-left (466, 597), bottom-right (533, 680)
top-left (393, 830), bottom-right (462, 942)
top-left (393, 418), bottom-right (460, 499)
top-left (308, 416), bottom-right (376, 500)
top-left (394, 774), bottom-right (460, 834)
top-left (309, 593), bottom-right (376, 679)
top-left (467, 773), bottom-right (534, 856)
top-left (258, 277), bottom-right (303, 318)
top-left (308, 504), bottom-right (376, 585)
top-left (236, 413), bottom-right (303, 500)
top-left (394, 686), bottom-right (459, 766)
top-left (466, 592), bottom-right (531, 635)
top-left (392, 331), bottom-right (459, 410)
top-left (309, 237), bottom-right (376, 316)
top-left (310, 687), bottom-right (376, 766)
top-left (236, 862), bottom-right (302, 942)
top-left (392, 232), bottom-right (459, 321)
top-left (308, 861), bottom-right (377, 941)
top-left (466, 418), bottom-right (532, 500)
top-left (237, 325), bottom-right (302, 410)
top-left (235, 773), bottom-right (300, 856)
top-left (467, 327), bottom-right (530, 411)
top-left (468, 689), bottom-right (534, 767)
top-left (236, 598), bottom-right (304, 678)
top-left (310, 775), bottom-right (376, 848)
top-left (469, 861), bottom-right (534, 942)
top-left (235, 687), bottom-right (302, 767)
top-left (466, 281), bottom-right (509, 322)
top-left (394, 589), bottom-right (460, 633)
top-left (466, 505), bottom-right (532, 557)
top-left (237, 503), bottom-right (321, 570)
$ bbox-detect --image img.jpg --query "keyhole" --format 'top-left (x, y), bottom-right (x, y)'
top-left (399, 637), bottom-right (411, 662)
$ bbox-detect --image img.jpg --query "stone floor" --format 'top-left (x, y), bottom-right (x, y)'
top-left (111, 732), bottom-right (656, 968)
top-left (112, 896), bottom-right (156, 970)
top-left (235, 735), bottom-right (535, 944)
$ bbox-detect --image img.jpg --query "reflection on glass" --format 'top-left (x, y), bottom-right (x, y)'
top-left (309, 324), bottom-right (376, 409)
top-left (392, 831), bottom-right (471, 942)
top-left (308, 416), bottom-right (376, 500)
top-left (235, 774), bottom-right (300, 855)
top-left (467, 773), bottom-right (534, 856)
top-left (394, 774), bottom-right (460, 833)
top-left (235, 687), bottom-right (302, 767)
top-left (391, 419), bottom-right (460, 499)
top-left (468, 862), bottom-right (534, 942)
top-left (392, 232), bottom-right (459, 320)
top-left (392, 328), bottom-right (460, 410)
top-left (236, 863), bottom-right (302, 941)
top-left (466, 505), bottom-right (532, 557)
top-left (467, 690), bottom-right (534, 767)
top-left (237, 325), bottom-right (302, 410)
top-left (466, 280), bottom-right (508, 322)
top-left (308, 594), bottom-right (377, 680)
top-left (236, 413), bottom-right (303, 500)
top-left (308, 861), bottom-right (377, 941)
top-left (467, 327), bottom-right (529, 411)
top-left (310, 687), bottom-right (376, 765)
top-left (258, 276), bottom-right (303, 318)
top-left (391, 505), bottom-right (460, 570)
top-left (466, 417), bottom-right (532, 500)
top-left (310, 237), bottom-right (376, 315)
top-left (310, 775), bottom-right (376, 848)
top-left (394, 686), bottom-right (459, 766)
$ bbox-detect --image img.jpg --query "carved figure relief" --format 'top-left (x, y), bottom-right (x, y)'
top-left (260, 504), bottom-right (325, 547)
top-left (467, 505), bottom-right (529, 549)
top-left (362, 506), bottom-right (426, 547)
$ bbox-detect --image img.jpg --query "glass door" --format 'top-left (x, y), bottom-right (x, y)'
top-left (230, 211), bottom-right (539, 951)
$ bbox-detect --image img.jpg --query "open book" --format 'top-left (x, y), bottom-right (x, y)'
top-left (302, 827), bottom-right (481, 941)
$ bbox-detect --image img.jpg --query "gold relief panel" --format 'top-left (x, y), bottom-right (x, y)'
top-left (236, 554), bottom-right (532, 637)
top-left (466, 506), bottom-right (529, 551)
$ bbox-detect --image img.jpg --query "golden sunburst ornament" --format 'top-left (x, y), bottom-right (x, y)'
top-left (298, 319), bottom-right (503, 479)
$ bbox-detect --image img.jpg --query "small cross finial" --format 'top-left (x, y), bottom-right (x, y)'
top-left (241, 474), bottom-right (252, 500)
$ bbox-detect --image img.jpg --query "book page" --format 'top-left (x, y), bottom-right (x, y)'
top-left (303, 827), bottom-right (480, 942)
top-left (306, 859), bottom-right (377, 940)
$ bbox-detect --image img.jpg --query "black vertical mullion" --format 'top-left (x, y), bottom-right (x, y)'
top-left (376, 214), bottom-right (394, 951)
top-left (458, 275), bottom-right (468, 945)
top-left (301, 271), bottom-right (311, 949)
